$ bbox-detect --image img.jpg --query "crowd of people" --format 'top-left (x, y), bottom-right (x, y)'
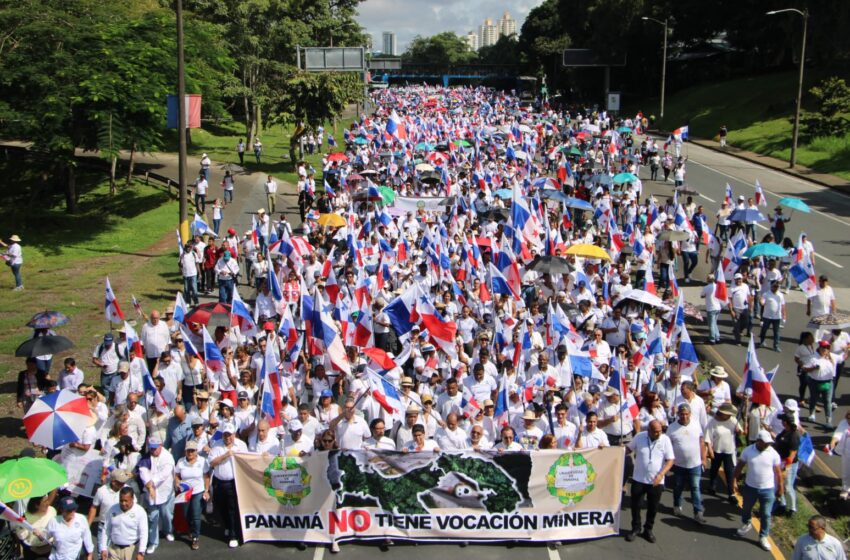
top-left (7, 85), bottom-right (848, 558)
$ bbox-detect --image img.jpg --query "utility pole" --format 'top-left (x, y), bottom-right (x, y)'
top-left (176, 0), bottom-right (189, 242)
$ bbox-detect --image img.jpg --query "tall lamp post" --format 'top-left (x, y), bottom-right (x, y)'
top-left (642, 16), bottom-right (668, 120)
top-left (176, 0), bottom-right (189, 242)
top-left (767, 8), bottom-right (808, 169)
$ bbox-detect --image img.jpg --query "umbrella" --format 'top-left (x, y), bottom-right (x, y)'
top-left (518, 124), bottom-right (533, 134)
top-left (23, 390), bottom-right (91, 450)
top-left (513, 150), bottom-right (529, 160)
top-left (415, 163), bottom-right (435, 172)
top-left (414, 142), bottom-right (433, 152)
top-left (426, 152), bottom-right (449, 165)
top-left (184, 302), bottom-right (235, 329)
top-left (743, 243), bottom-right (788, 259)
top-left (617, 289), bottom-right (669, 309)
top-left (565, 244), bottom-right (611, 260)
top-left (807, 313), bottom-right (850, 331)
top-left (528, 256), bottom-right (572, 275)
top-left (480, 207), bottom-right (510, 222)
top-left (612, 172), bottom-right (639, 184)
top-left (658, 230), bottom-right (691, 242)
top-left (563, 197), bottom-right (594, 212)
top-left (729, 208), bottom-right (767, 223)
top-left (353, 137), bottom-right (369, 145)
top-left (346, 173), bottom-right (364, 183)
top-left (359, 169), bottom-right (378, 176)
top-left (494, 189), bottom-right (513, 199)
top-left (26, 311), bottom-right (69, 329)
top-left (456, 140), bottom-right (472, 148)
top-left (778, 197), bottom-right (811, 213)
top-left (540, 190), bottom-right (570, 203)
top-left (0, 457), bottom-right (68, 502)
top-left (378, 186), bottom-right (396, 204)
top-left (617, 126), bottom-right (633, 133)
top-left (588, 174), bottom-right (613, 185)
top-left (327, 152), bottom-right (348, 162)
top-left (419, 172), bottom-right (441, 185)
top-left (15, 335), bottom-right (74, 357)
top-left (317, 213), bottom-right (346, 228)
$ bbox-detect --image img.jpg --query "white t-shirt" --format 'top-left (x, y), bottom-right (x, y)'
top-left (705, 417), bottom-right (741, 455)
top-left (740, 444), bottom-right (781, 489)
top-left (702, 284), bottom-right (723, 312)
top-left (628, 431), bottom-right (674, 485)
top-left (761, 291), bottom-right (785, 320)
top-left (175, 456), bottom-right (209, 494)
top-left (811, 286), bottom-right (835, 317)
top-left (335, 416), bottom-right (370, 450)
top-left (667, 421), bottom-right (704, 468)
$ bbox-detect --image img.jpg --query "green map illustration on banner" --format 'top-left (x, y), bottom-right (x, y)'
top-left (330, 451), bottom-right (527, 514)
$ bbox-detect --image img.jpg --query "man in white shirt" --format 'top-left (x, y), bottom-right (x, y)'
top-left (99, 487), bottom-right (148, 560)
top-left (403, 424), bottom-right (440, 452)
top-left (248, 420), bottom-right (279, 455)
top-left (138, 438), bottom-right (176, 553)
top-left (140, 311), bottom-right (171, 372)
top-left (667, 404), bottom-right (706, 524)
top-left (579, 412), bottom-right (610, 449)
top-left (759, 282), bottom-right (786, 352)
top-left (701, 273), bottom-right (723, 344)
top-left (792, 514), bottom-right (846, 560)
top-left (807, 275), bottom-right (836, 318)
top-left (436, 413), bottom-right (469, 451)
top-left (625, 420), bottom-right (674, 543)
top-left (364, 418), bottom-right (396, 450)
top-left (207, 423), bottom-right (248, 547)
top-left (281, 420), bottom-right (314, 456)
top-left (729, 273), bottom-right (753, 345)
top-left (733, 430), bottom-right (784, 551)
top-left (194, 174), bottom-right (208, 213)
top-left (331, 399), bottom-right (370, 450)
top-left (494, 426), bottom-right (522, 452)
top-left (601, 308), bottom-right (630, 348)
top-left (552, 404), bottom-right (580, 449)
top-left (264, 175), bottom-right (278, 213)
top-left (597, 389), bottom-right (633, 444)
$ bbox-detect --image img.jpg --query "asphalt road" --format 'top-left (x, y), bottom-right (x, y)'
top-left (638, 141), bottom-right (850, 483)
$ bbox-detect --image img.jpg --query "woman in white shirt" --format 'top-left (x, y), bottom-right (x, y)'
top-left (794, 331), bottom-right (817, 407)
top-left (637, 392), bottom-right (668, 429)
top-left (802, 341), bottom-right (840, 426)
top-left (174, 442), bottom-right (211, 550)
top-left (705, 404), bottom-right (742, 503)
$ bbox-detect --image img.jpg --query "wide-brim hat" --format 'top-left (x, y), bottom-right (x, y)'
top-left (709, 366), bottom-right (728, 379)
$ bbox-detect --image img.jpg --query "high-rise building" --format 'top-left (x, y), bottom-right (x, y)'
top-left (479, 18), bottom-right (497, 48)
top-left (381, 32), bottom-right (397, 56)
top-left (498, 11), bottom-right (517, 39)
top-left (465, 30), bottom-right (479, 52)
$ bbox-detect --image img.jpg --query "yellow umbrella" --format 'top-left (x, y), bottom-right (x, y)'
top-left (317, 213), bottom-right (345, 228)
top-left (565, 243), bottom-right (612, 260)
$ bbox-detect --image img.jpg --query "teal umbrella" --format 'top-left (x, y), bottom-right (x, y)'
top-left (612, 172), bottom-right (639, 184)
top-left (778, 197), bottom-right (811, 213)
top-left (617, 126), bottom-right (633, 133)
top-left (743, 243), bottom-right (788, 259)
top-left (353, 137), bottom-right (368, 145)
top-left (414, 142), bottom-right (433, 152)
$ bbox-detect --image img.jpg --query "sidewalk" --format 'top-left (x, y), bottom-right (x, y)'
top-left (689, 137), bottom-right (850, 192)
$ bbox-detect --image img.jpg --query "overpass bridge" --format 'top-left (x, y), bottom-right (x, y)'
top-left (369, 61), bottom-right (524, 88)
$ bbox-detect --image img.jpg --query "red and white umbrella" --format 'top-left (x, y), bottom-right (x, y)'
top-left (23, 389), bottom-right (90, 449)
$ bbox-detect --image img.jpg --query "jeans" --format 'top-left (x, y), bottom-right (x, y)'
top-left (741, 484), bottom-right (776, 538)
top-left (147, 494), bottom-right (175, 546)
top-left (707, 310), bottom-right (720, 342)
top-left (745, 224), bottom-right (756, 242)
top-left (194, 193), bottom-right (206, 214)
top-left (808, 378), bottom-right (834, 423)
top-left (672, 465), bottom-right (703, 513)
top-left (759, 318), bottom-right (781, 349)
top-left (630, 480), bottom-right (663, 532)
top-left (224, 189), bottom-right (233, 204)
top-left (659, 263), bottom-right (670, 290)
top-left (779, 462), bottom-right (799, 512)
top-left (10, 263), bottom-right (22, 288)
top-left (183, 275), bottom-right (199, 306)
top-left (213, 219), bottom-right (221, 236)
top-left (682, 251), bottom-right (698, 279)
top-left (717, 224), bottom-right (730, 243)
top-left (254, 149), bottom-right (261, 164)
top-left (218, 277), bottom-right (234, 303)
top-left (708, 453), bottom-right (735, 497)
top-left (183, 493), bottom-right (203, 539)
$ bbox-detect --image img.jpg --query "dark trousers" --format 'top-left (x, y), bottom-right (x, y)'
top-left (708, 452), bottom-right (735, 497)
top-left (759, 318), bottom-right (781, 349)
top-left (631, 480), bottom-right (663, 531)
top-left (213, 478), bottom-right (241, 541)
top-left (733, 308), bottom-right (751, 344)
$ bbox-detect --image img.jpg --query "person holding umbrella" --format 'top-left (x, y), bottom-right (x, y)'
top-left (14, 491), bottom-right (57, 560)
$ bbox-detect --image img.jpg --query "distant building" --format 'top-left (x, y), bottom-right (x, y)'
top-left (498, 11), bottom-right (517, 39)
top-left (479, 18), bottom-right (497, 48)
top-left (465, 30), bottom-right (479, 52)
top-left (382, 32), bottom-right (397, 56)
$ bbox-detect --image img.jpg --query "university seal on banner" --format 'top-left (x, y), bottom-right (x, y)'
top-left (545, 453), bottom-right (596, 506)
top-left (263, 457), bottom-right (311, 506)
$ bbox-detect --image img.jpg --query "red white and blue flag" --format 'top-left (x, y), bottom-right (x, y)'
top-left (174, 482), bottom-right (194, 504)
top-left (105, 277), bottom-right (125, 323)
top-left (202, 326), bottom-right (224, 373)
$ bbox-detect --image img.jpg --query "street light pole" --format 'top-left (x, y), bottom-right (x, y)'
top-left (176, 0), bottom-right (189, 242)
top-left (767, 8), bottom-right (808, 169)
top-left (642, 16), bottom-right (668, 120)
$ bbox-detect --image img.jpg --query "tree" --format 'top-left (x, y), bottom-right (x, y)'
top-left (478, 34), bottom-right (521, 66)
top-left (801, 77), bottom-right (850, 139)
top-left (402, 32), bottom-right (478, 67)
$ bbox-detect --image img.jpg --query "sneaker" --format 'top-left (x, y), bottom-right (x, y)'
top-left (840, 490), bottom-right (849, 500)
top-left (191, 538), bottom-right (200, 550)
top-left (146, 546), bottom-right (157, 555)
top-left (694, 512), bottom-right (706, 525)
top-left (759, 537), bottom-right (772, 551)
top-left (642, 529), bottom-right (656, 543)
top-left (165, 534), bottom-right (174, 542)
top-left (737, 522), bottom-right (752, 537)
top-left (625, 531), bottom-right (638, 542)
top-left (228, 539), bottom-right (239, 548)
top-left (809, 414), bottom-right (817, 423)
top-left (673, 506), bottom-right (683, 516)
top-left (330, 542), bottom-right (340, 554)
top-left (833, 403), bottom-right (839, 410)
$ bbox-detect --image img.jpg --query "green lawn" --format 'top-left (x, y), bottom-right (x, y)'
top-left (635, 71), bottom-right (850, 180)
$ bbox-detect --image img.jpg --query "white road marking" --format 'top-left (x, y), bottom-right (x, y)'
top-left (313, 545), bottom-right (325, 560)
top-left (548, 544), bottom-right (561, 560)
top-left (700, 193), bottom-right (717, 203)
top-left (689, 159), bottom-right (850, 228)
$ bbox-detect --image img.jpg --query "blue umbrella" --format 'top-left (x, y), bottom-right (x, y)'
top-left (612, 172), bottom-right (639, 184)
top-left (353, 137), bottom-right (368, 145)
top-left (729, 208), bottom-right (767, 223)
top-left (563, 197), bottom-right (594, 211)
top-left (617, 126), bottom-right (633, 133)
top-left (778, 197), bottom-right (811, 213)
top-left (743, 243), bottom-right (788, 259)
top-left (494, 189), bottom-right (513, 199)
top-left (540, 190), bottom-right (570, 203)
